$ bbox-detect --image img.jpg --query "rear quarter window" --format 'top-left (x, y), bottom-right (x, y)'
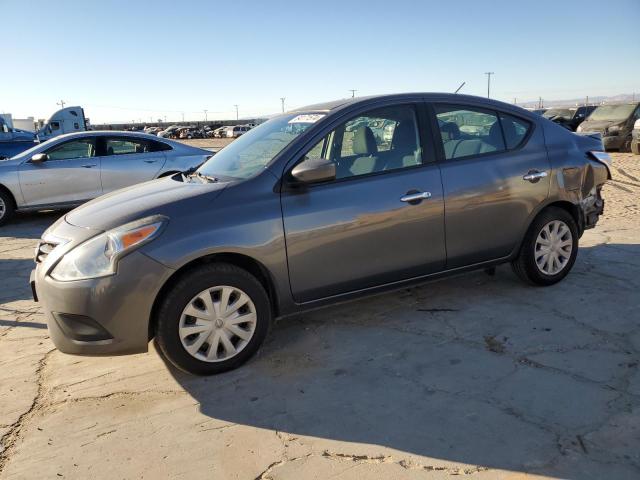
top-left (150, 140), bottom-right (172, 152)
top-left (499, 113), bottom-right (531, 149)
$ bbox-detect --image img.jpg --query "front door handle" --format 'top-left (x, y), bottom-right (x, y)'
top-left (81, 164), bottom-right (97, 168)
top-left (144, 160), bottom-right (158, 163)
top-left (401, 191), bottom-right (432, 204)
top-left (523, 170), bottom-right (547, 182)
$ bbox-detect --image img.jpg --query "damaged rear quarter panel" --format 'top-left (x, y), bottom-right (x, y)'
top-left (544, 123), bottom-right (609, 232)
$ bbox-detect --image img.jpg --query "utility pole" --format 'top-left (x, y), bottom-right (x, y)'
top-left (56, 99), bottom-right (66, 109)
top-left (234, 105), bottom-right (239, 121)
top-left (513, 98), bottom-right (517, 105)
top-left (348, 89), bottom-right (357, 98)
top-left (182, 112), bottom-right (185, 122)
top-left (484, 72), bottom-right (494, 98)
top-left (203, 110), bottom-right (208, 122)
top-left (280, 97), bottom-right (286, 113)
top-left (586, 96), bottom-right (589, 106)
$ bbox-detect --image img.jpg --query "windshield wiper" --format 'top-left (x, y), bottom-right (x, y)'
top-left (189, 171), bottom-right (218, 183)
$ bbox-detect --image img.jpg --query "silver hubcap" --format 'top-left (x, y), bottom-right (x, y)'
top-left (535, 220), bottom-right (573, 275)
top-left (178, 285), bottom-right (257, 362)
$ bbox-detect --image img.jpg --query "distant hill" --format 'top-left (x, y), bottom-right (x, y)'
top-left (518, 93), bottom-right (638, 109)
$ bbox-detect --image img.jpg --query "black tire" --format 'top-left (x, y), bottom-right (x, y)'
top-left (154, 263), bottom-right (272, 375)
top-left (0, 189), bottom-right (15, 227)
top-left (620, 136), bottom-right (632, 153)
top-left (631, 140), bottom-right (640, 155)
top-left (511, 207), bottom-right (579, 286)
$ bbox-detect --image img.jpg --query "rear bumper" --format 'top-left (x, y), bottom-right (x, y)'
top-left (34, 251), bottom-right (174, 356)
top-left (583, 186), bottom-right (605, 230)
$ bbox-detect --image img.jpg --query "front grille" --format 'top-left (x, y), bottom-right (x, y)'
top-left (34, 240), bottom-right (59, 263)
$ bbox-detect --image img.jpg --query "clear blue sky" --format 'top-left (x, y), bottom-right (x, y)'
top-left (2, 0), bottom-right (639, 123)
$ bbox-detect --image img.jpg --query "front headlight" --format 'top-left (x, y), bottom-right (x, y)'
top-left (606, 125), bottom-right (621, 135)
top-left (50, 216), bottom-right (167, 281)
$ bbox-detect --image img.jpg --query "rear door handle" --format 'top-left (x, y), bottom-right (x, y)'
top-left (144, 160), bottom-right (158, 163)
top-left (523, 170), bottom-right (547, 182)
top-left (401, 191), bottom-right (431, 203)
top-left (81, 164), bottom-right (97, 168)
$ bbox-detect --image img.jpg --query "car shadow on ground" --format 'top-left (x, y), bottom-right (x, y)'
top-left (1, 210), bottom-right (65, 240)
top-left (0, 258), bottom-right (38, 303)
top-left (165, 242), bottom-right (640, 478)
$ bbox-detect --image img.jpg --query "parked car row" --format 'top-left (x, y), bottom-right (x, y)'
top-left (27, 93), bottom-right (611, 375)
top-left (140, 124), bottom-right (256, 140)
top-left (533, 102), bottom-right (640, 152)
top-left (210, 125), bottom-right (254, 138)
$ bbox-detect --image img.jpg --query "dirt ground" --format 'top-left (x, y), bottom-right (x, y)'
top-left (1, 153), bottom-right (639, 479)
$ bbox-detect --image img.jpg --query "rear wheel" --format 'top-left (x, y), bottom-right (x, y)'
top-left (512, 207), bottom-right (578, 286)
top-left (154, 263), bottom-right (271, 375)
top-left (0, 189), bottom-right (15, 227)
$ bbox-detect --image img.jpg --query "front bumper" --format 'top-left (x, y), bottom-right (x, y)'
top-left (33, 245), bottom-right (174, 356)
top-left (602, 135), bottom-right (626, 151)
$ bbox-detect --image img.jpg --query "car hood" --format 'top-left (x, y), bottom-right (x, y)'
top-left (580, 120), bottom-right (623, 132)
top-left (65, 176), bottom-right (230, 231)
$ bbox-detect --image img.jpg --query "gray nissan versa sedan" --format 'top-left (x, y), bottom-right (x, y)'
top-left (31, 93), bottom-right (611, 375)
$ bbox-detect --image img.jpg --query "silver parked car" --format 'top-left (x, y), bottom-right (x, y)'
top-left (0, 131), bottom-right (211, 225)
top-left (31, 93), bottom-right (611, 375)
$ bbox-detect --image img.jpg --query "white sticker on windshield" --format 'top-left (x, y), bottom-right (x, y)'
top-left (288, 114), bottom-right (325, 124)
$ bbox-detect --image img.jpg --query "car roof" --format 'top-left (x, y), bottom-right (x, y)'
top-left (48, 130), bottom-right (173, 141)
top-left (292, 93), bottom-right (538, 118)
top-left (36, 130), bottom-right (210, 152)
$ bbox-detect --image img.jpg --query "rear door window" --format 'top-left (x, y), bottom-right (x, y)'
top-left (105, 138), bottom-right (149, 155)
top-left (435, 106), bottom-right (505, 160)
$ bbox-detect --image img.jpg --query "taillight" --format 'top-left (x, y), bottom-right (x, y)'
top-left (588, 151), bottom-right (612, 179)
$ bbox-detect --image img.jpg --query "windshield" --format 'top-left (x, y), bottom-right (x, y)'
top-left (197, 113), bottom-right (325, 179)
top-left (543, 108), bottom-right (574, 120)
top-left (588, 104), bottom-right (636, 122)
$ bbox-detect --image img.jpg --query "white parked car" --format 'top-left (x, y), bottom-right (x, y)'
top-left (226, 125), bottom-right (251, 138)
top-left (0, 131), bottom-right (212, 225)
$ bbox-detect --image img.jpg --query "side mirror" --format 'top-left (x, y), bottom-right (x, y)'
top-left (290, 158), bottom-right (336, 184)
top-left (31, 153), bottom-right (48, 163)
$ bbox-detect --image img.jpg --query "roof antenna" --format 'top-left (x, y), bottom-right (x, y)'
top-left (454, 82), bottom-right (466, 94)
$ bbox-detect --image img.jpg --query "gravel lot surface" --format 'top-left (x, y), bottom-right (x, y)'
top-left (1, 153), bottom-right (639, 479)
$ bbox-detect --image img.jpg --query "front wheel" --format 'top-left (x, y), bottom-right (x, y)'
top-left (0, 189), bottom-right (15, 227)
top-left (154, 263), bottom-right (272, 375)
top-left (511, 207), bottom-right (579, 286)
